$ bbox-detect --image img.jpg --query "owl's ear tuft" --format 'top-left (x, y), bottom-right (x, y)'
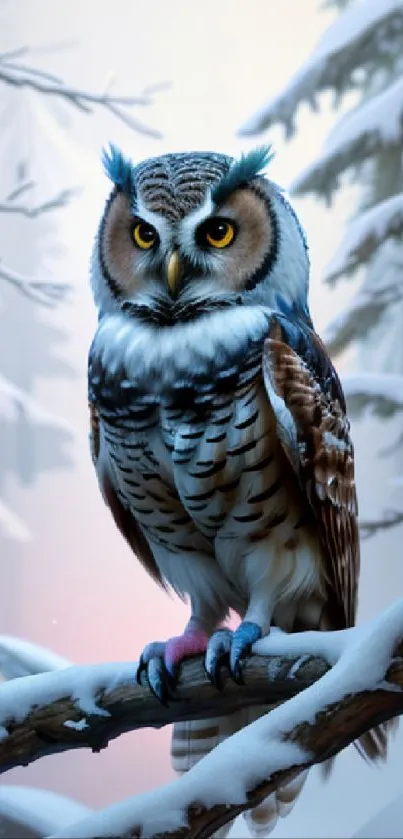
top-left (212, 145), bottom-right (275, 206)
top-left (102, 144), bottom-right (134, 194)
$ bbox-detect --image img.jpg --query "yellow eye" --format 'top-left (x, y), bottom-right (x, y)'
top-left (132, 221), bottom-right (158, 250)
top-left (203, 219), bottom-right (236, 249)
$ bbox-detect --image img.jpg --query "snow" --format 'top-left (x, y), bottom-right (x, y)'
top-left (342, 373), bottom-right (403, 417)
top-left (239, 0), bottom-right (403, 137)
top-left (325, 193), bottom-right (403, 283)
top-left (0, 635), bottom-right (71, 680)
top-left (291, 77), bottom-right (403, 198)
top-left (0, 372), bottom-right (72, 432)
top-left (51, 599), bottom-right (403, 839)
top-left (324, 282), bottom-right (400, 356)
top-left (0, 661), bottom-right (140, 733)
top-left (0, 786), bottom-right (91, 836)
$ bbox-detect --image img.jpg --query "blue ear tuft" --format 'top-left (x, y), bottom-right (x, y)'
top-left (212, 145), bottom-right (274, 206)
top-left (102, 144), bottom-right (134, 193)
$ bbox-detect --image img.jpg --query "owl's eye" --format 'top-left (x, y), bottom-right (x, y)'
top-left (132, 220), bottom-right (158, 250)
top-left (197, 218), bottom-right (236, 249)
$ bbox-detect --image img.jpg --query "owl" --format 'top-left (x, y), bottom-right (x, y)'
top-left (88, 146), bottom-right (389, 836)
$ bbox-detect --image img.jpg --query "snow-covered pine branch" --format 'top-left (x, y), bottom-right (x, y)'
top-left (0, 602), bottom-right (402, 839)
top-left (324, 193), bottom-right (403, 283)
top-left (290, 76), bottom-right (403, 201)
top-left (28, 600), bottom-right (403, 839)
top-left (324, 282), bottom-right (403, 356)
top-left (0, 46), bottom-right (164, 138)
top-left (238, 0), bottom-right (403, 139)
top-left (342, 372), bottom-right (403, 418)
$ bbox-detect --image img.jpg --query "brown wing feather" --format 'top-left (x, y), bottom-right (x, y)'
top-left (262, 316), bottom-right (359, 629)
top-left (88, 402), bottom-right (164, 589)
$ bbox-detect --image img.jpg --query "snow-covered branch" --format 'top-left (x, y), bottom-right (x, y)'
top-left (239, 0), bottom-right (403, 138)
top-left (0, 646), bottom-right (331, 774)
top-left (0, 48), bottom-right (164, 138)
top-left (325, 193), bottom-right (403, 284)
top-left (0, 603), bottom-right (402, 839)
top-left (291, 76), bottom-right (403, 200)
top-left (342, 372), bottom-right (403, 418)
top-left (44, 600), bottom-right (403, 839)
top-left (324, 281), bottom-right (403, 356)
top-left (0, 636), bottom-right (71, 681)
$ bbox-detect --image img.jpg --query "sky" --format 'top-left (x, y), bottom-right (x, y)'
top-left (0, 1), bottom-right (402, 836)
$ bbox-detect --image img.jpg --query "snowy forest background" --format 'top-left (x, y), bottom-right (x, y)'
top-left (0, 0), bottom-right (402, 837)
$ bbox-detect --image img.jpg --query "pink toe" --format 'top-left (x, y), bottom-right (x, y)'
top-left (165, 629), bottom-right (209, 673)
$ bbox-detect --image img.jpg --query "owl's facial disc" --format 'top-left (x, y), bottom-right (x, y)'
top-left (99, 181), bottom-right (277, 322)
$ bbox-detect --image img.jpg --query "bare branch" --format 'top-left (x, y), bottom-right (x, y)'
top-left (360, 510), bottom-right (403, 539)
top-left (0, 263), bottom-right (70, 307)
top-left (0, 186), bottom-right (78, 219)
top-left (0, 49), bottom-right (165, 138)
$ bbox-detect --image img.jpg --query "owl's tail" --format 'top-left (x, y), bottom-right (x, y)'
top-left (171, 707), bottom-right (309, 838)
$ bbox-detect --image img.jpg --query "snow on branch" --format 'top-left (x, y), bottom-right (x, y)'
top-left (0, 602), bottom-right (402, 839)
top-left (324, 281), bottom-right (403, 356)
top-left (238, 0), bottom-right (403, 138)
top-left (0, 635), bottom-right (71, 681)
top-left (0, 46), bottom-right (165, 138)
top-left (0, 785), bottom-right (92, 838)
top-left (291, 77), bottom-right (403, 201)
top-left (342, 372), bottom-right (403, 418)
top-left (325, 193), bottom-right (403, 284)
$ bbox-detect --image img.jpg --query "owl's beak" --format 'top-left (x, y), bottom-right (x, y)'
top-left (166, 250), bottom-right (182, 297)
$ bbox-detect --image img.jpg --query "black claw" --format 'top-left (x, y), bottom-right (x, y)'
top-left (136, 653), bottom-right (178, 705)
top-left (136, 654), bottom-right (147, 686)
top-left (147, 657), bottom-right (171, 706)
top-left (205, 628), bottom-right (232, 689)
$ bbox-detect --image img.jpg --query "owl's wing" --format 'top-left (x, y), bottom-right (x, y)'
top-left (262, 314), bottom-right (359, 629)
top-left (88, 401), bottom-right (164, 588)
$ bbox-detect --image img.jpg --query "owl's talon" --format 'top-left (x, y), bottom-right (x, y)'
top-left (205, 628), bottom-right (233, 689)
top-left (229, 621), bottom-right (262, 684)
top-left (137, 629), bottom-right (209, 704)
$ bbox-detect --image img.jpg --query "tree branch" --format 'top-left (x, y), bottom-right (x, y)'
top-left (0, 603), bottom-right (402, 839)
top-left (360, 510), bottom-right (403, 539)
top-left (0, 263), bottom-right (70, 307)
top-left (0, 47), bottom-right (165, 138)
top-left (0, 186), bottom-right (78, 218)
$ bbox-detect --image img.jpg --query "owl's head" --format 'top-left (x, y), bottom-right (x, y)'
top-left (91, 145), bottom-right (310, 325)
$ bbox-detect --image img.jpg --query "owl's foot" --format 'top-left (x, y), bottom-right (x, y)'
top-left (205, 621), bottom-right (262, 687)
top-left (136, 628), bottom-right (209, 705)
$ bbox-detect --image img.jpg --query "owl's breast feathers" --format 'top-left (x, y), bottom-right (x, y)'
top-left (88, 311), bottom-right (358, 628)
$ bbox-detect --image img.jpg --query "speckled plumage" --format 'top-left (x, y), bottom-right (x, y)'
top-left (88, 147), bottom-right (390, 836)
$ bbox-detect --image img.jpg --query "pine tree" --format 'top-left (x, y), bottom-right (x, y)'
top-left (239, 0), bottom-right (403, 536)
